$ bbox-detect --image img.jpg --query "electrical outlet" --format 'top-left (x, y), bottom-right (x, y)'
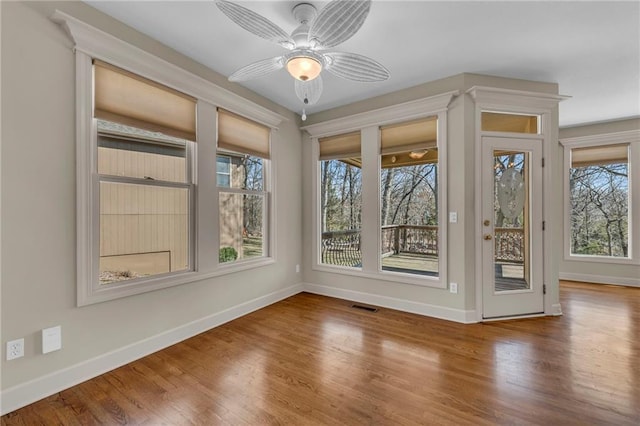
top-left (450, 282), bottom-right (458, 294)
top-left (295, 264), bottom-right (300, 273)
top-left (7, 338), bottom-right (24, 361)
top-left (449, 212), bottom-right (458, 223)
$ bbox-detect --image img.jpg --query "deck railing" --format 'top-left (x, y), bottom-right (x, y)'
top-left (320, 229), bottom-right (362, 267)
top-left (494, 227), bottom-right (524, 263)
top-left (381, 225), bottom-right (438, 257)
top-left (321, 225), bottom-right (524, 266)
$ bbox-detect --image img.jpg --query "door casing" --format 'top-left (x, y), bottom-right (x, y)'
top-left (480, 136), bottom-right (544, 319)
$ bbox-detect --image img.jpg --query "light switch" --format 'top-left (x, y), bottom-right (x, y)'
top-left (42, 326), bottom-right (62, 354)
top-left (449, 212), bottom-right (458, 223)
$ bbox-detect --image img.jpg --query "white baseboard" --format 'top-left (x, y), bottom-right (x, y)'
top-left (551, 303), bottom-right (563, 316)
top-left (302, 282), bottom-right (477, 324)
top-left (560, 272), bottom-right (640, 288)
top-left (0, 283), bottom-right (303, 416)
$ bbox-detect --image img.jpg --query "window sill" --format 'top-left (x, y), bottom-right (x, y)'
top-left (563, 253), bottom-right (638, 265)
top-left (79, 257), bottom-right (275, 306)
top-left (312, 263), bottom-right (446, 289)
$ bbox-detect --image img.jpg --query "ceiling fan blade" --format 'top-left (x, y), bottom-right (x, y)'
top-left (295, 75), bottom-right (323, 106)
top-left (216, 0), bottom-right (295, 49)
top-left (309, 0), bottom-right (371, 49)
top-left (323, 52), bottom-right (390, 82)
top-left (228, 56), bottom-right (285, 82)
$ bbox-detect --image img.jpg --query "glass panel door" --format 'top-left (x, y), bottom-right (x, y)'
top-left (492, 150), bottom-right (530, 292)
top-left (481, 137), bottom-right (544, 319)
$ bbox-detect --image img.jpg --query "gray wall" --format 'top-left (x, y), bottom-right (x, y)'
top-left (558, 117), bottom-right (640, 284)
top-left (1, 1), bottom-right (302, 392)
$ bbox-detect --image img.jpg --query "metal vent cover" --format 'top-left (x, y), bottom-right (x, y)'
top-left (351, 304), bottom-right (378, 313)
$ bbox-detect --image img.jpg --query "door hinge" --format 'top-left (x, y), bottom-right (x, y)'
top-left (543, 284), bottom-right (547, 295)
top-left (542, 221), bottom-right (546, 231)
top-left (542, 157), bottom-right (545, 167)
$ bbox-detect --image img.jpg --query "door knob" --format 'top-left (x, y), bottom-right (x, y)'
top-left (483, 234), bottom-right (492, 240)
top-left (483, 220), bottom-right (490, 226)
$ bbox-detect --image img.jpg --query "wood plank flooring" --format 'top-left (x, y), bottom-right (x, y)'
top-left (3, 281), bottom-right (639, 425)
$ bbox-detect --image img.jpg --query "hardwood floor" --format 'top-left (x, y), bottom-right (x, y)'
top-left (3, 281), bottom-right (639, 425)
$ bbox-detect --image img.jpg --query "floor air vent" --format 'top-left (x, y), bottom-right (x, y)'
top-left (351, 304), bottom-right (378, 313)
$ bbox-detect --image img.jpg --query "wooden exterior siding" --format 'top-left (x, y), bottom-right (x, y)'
top-left (98, 147), bottom-right (189, 274)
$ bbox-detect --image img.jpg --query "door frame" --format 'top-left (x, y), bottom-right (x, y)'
top-left (468, 86), bottom-right (567, 322)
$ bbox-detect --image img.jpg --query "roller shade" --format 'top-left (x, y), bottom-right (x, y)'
top-left (571, 144), bottom-right (629, 168)
top-left (481, 112), bottom-right (539, 134)
top-left (94, 60), bottom-right (197, 141)
top-left (217, 109), bottom-right (271, 159)
top-left (319, 132), bottom-right (361, 160)
top-left (380, 116), bottom-right (437, 154)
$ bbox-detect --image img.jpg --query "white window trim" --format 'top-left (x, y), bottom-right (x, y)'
top-left (52, 11), bottom-right (284, 306)
top-left (560, 129), bottom-right (640, 265)
top-left (303, 91), bottom-right (458, 289)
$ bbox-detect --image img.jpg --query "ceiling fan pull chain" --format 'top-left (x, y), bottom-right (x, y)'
top-left (301, 108), bottom-right (307, 121)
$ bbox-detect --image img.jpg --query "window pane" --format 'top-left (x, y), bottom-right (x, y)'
top-left (219, 192), bottom-right (265, 263)
top-left (97, 120), bottom-right (187, 183)
top-left (217, 156), bottom-right (230, 173)
top-left (481, 112), bottom-right (539, 134)
top-left (242, 156), bottom-right (264, 191)
top-left (381, 149), bottom-right (439, 277)
top-left (217, 174), bottom-right (230, 188)
top-left (217, 154), bottom-right (263, 190)
top-left (99, 182), bottom-right (189, 284)
top-left (217, 156), bottom-right (231, 187)
top-left (570, 146), bottom-right (629, 257)
top-left (319, 159), bottom-right (362, 268)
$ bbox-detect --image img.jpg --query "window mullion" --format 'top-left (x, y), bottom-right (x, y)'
top-left (195, 100), bottom-right (219, 272)
top-left (360, 125), bottom-right (380, 273)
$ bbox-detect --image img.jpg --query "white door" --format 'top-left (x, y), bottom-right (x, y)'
top-left (482, 136), bottom-right (544, 319)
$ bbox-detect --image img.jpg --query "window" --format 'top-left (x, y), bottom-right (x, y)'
top-left (69, 31), bottom-right (282, 305)
top-left (561, 130), bottom-right (639, 265)
top-left (98, 121), bottom-right (192, 285)
top-left (308, 92), bottom-right (452, 288)
top-left (217, 109), bottom-right (271, 264)
top-left (569, 144), bottom-right (629, 258)
top-left (380, 117), bottom-right (440, 277)
top-left (481, 111), bottom-right (540, 134)
top-left (93, 61), bottom-right (196, 286)
top-left (318, 132), bottom-right (362, 268)
top-left (217, 156), bottom-right (231, 187)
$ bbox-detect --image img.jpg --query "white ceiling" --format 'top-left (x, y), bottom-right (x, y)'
top-left (85, 1), bottom-right (639, 127)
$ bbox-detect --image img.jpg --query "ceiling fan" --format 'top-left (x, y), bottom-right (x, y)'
top-left (216, 0), bottom-right (390, 120)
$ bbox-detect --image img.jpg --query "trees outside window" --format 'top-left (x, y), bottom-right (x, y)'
top-left (318, 132), bottom-right (362, 268)
top-left (319, 159), bottom-right (363, 267)
top-left (569, 150), bottom-right (629, 257)
top-left (380, 157), bottom-right (439, 276)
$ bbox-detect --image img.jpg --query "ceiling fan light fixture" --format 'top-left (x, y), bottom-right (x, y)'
top-left (286, 55), bottom-right (322, 81)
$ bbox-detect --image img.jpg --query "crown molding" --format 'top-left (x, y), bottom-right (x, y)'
top-left (51, 10), bottom-right (286, 129)
top-left (559, 129), bottom-right (640, 147)
top-left (467, 86), bottom-right (570, 113)
top-left (301, 90), bottom-right (460, 138)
